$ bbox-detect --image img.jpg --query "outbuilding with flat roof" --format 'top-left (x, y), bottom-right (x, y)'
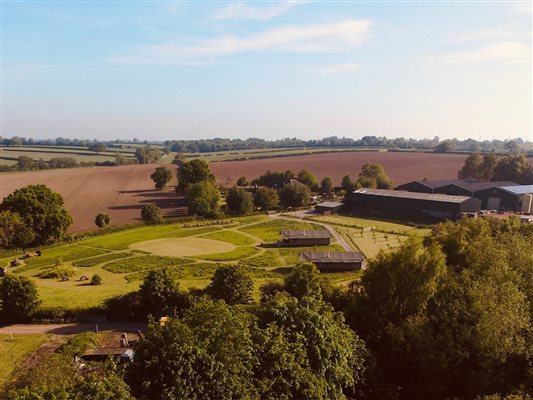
top-left (279, 230), bottom-right (331, 246)
top-left (300, 250), bottom-right (364, 272)
top-left (315, 201), bottom-right (344, 215)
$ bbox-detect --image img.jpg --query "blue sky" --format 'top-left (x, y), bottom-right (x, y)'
top-left (2, 1), bottom-right (532, 141)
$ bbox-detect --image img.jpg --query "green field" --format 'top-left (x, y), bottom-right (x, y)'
top-left (2, 215), bottom-right (414, 311)
top-left (0, 334), bottom-right (48, 388)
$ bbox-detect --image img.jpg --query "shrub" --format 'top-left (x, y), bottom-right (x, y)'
top-left (38, 265), bottom-right (77, 279)
top-left (90, 274), bottom-right (103, 285)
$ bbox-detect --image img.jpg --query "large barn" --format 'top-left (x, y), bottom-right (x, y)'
top-left (396, 179), bottom-right (532, 212)
top-left (300, 251), bottom-right (364, 272)
top-left (348, 188), bottom-right (481, 220)
top-left (278, 230), bottom-right (331, 246)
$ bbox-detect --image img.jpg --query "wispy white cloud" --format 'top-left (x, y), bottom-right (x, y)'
top-left (110, 20), bottom-right (371, 65)
top-left (167, 2), bottom-right (183, 15)
top-left (307, 62), bottom-right (359, 75)
top-left (213, 1), bottom-right (306, 20)
top-left (430, 41), bottom-right (531, 65)
top-left (444, 28), bottom-right (522, 43)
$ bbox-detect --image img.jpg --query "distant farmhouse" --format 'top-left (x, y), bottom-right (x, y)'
top-left (279, 230), bottom-right (331, 246)
top-left (396, 179), bottom-right (533, 212)
top-left (300, 251), bottom-right (364, 272)
top-left (348, 188), bottom-right (481, 220)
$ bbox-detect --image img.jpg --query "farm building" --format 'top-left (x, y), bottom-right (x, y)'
top-left (279, 230), bottom-right (331, 246)
top-left (300, 251), bottom-right (364, 272)
top-left (396, 179), bottom-right (518, 196)
top-left (348, 188), bottom-right (481, 220)
top-left (474, 185), bottom-right (533, 212)
top-left (315, 201), bottom-right (344, 215)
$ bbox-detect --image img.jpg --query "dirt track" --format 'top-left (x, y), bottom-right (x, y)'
top-left (210, 151), bottom-right (469, 187)
top-left (0, 164), bottom-right (187, 233)
top-left (0, 323), bottom-right (146, 335)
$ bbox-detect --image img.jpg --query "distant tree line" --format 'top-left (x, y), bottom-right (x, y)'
top-left (3, 135), bottom-right (532, 155)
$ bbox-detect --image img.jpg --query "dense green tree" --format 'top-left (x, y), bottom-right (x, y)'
top-left (319, 176), bottom-right (334, 193)
top-left (258, 295), bottom-right (368, 399)
top-left (297, 169), bottom-right (320, 192)
top-left (284, 262), bottom-right (322, 299)
top-left (150, 166), bottom-right (173, 189)
top-left (88, 143), bottom-right (106, 154)
top-left (458, 153), bottom-right (482, 180)
top-left (341, 175), bottom-right (357, 194)
top-left (494, 154), bottom-right (533, 184)
top-left (16, 156), bottom-right (34, 171)
top-left (0, 210), bottom-right (35, 248)
top-left (0, 184), bottom-right (73, 245)
top-left (236, 176), bottom-right (249, 187)
top-left (356, 163), bottom-right (393, 189)
top-left (0, 274), bottom-right (41, 323)
top-left (253, 187), bottom-right (280, 210)
top-left (126, 299), bottom-right (256, 400)
top-left (205, 266), bottom-right (254, 305)
top-left (94, 213), bottom-right (111, 228)
top-left (434, 141), bottom-right (455, 153)
top-left (138, 268), bottom-right (190, 317)
top-left (185, 180), bottom-right (221, 218)
top-left (280, 183), bottom-right (311, 208)
top-left (176, 159), bottom-right (215, 194)
top-left (479, 153), bottom-right (498, 181)
top-left (141, 204), bottom-right (163, 224)
top-left (135, 146), bottom-right (161, 164)
top-left (69, 374), bottom-right (132, 400)
top-left (225, 186), bottom-right (254, 216)
top-left (251, 170), bottom-right (294, 188)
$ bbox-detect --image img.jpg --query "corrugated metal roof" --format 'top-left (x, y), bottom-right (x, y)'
top-left (281, 230), bottom-right (331, 239)
top-left (398, 179), bottom-right (518, 192)
top-left (353, 188), bottom-right (472, 204)
top-left (300, 251), bottom-right (363, 263)
top-left (316, 201), bottom-right (344, 208)
top-left (500, 185), bottom-right (533, 195)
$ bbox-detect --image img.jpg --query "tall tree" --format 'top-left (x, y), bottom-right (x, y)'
top-left (185, 180), bottom-right (221, 218)
top-left (253, 187), bottom-right (280, 211)
top-left (141, 204), bottom-right (163, 224)
top-left (357, 163), bottom-right (393, 189)
top-left (0, 210), bottom-right (34, 248)
top-left (320, 176), bottom-right (334, 193)
top-left (150, 166), bottom-right (173, 190)
top-left (138, 268), bottom-right (190, 318)
top-left (225, 186), bottom-right (254, 216)
top-left (205, 266), bottom-right (254, 305)
top-left (280, 183), bottom-right (311, 208)
top-left (0, 274), bottom-right (41, 323)
top-left (458, 153), bottom-right (482, 180)
top-left (0, 185), bottom-right (72, 245)
top-left (297, 169), bottom-right (320, 192)
top-left (176, 159), bottom-right (215, 194)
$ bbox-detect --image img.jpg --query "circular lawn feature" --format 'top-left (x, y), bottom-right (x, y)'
top-left (129, 237), bottom-right (237, 257)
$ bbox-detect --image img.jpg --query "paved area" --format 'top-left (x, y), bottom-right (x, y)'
top-left (0, 323), bottom-right (146, 335)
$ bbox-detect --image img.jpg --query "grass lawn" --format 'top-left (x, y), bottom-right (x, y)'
top-left (8, 216), bottom-right (368, 312)
top-left (239, 219), bottom-right (324, 242)
top-left (130, 237), bottom-right (237, 257)
top-left (200, 230), bottom-right (257, 246)
top-left (191, 246), bottom-right (260, 261)
top-left (0, 334), bottom-right (48, 388)
top-left (82, 225), bottom-right (221, 250)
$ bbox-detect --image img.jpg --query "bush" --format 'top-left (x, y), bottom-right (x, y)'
top-left (141, 204), bottom-right (163, 224)
top-left (38, 265), bottom-right (77, 279)
top-left (90, 274), bottom-right (103, 285)
top-left (0, 274), bottom-right (41, 323)
top-left (95, 213), bottom-right (111, 228)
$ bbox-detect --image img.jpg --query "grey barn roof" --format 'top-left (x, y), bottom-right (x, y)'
top-left (353, 188), bottom-right (472, 204)
top-left (316, 201), bottom-right (344, 208)
top-left (281, 230), bottom-right (331, 240)
top-left (398, 179), bottom-right (518, 192)
top-left (301, 251), bottom-right (363, 263)
top-left (500, 185), bottom-right (533, 195)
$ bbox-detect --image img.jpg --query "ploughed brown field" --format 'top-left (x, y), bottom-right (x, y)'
top-left (1, 151), bottom-right (469, 233)
top-left (0, 164), bottom-right (186, 233)
top-left (210, 151), bottom-right (469, 187)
